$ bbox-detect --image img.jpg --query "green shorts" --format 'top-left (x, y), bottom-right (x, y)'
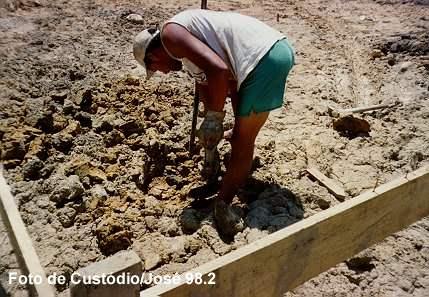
top-left (237, 38), bottom-right (295, 117)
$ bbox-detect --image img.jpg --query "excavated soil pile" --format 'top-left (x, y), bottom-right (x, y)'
top-left (1, 74), bottom-right (304, 293)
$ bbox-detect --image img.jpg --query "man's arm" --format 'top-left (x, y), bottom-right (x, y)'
top-left (197, 80), bottom-right (238, 103)
top-left (161, 23), bottom-right (230, 112)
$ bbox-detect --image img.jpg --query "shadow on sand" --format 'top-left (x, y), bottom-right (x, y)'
top-left (180, 177), bottom-right (304, 243)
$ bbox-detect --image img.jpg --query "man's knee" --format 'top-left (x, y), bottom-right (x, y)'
top-left (232, 111), bottom-right (269, 143)
top-left (231, 135), bottom-right (255, 152)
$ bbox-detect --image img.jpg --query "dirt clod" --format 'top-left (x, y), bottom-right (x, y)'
top-left (22, 158), bottom-right (44, 180)
top-left (333, 115), bottom-right (371, 138)
top-left (49, 175), bottom-right (84, 205)
top-left (95, 215), bottom-right (133, 256)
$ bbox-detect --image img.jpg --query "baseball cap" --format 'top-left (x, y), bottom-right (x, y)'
top-left (133, 28), bottom-right (160, 80)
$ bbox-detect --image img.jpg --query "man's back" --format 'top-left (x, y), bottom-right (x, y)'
top-left (165, 9), bottom-right (285, 89)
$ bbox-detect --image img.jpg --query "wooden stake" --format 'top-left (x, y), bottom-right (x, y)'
top-left (306, 167), bottom-right (346, 201)
top-left (329, 102), bottom-right (400, 117)
top-left (341, 102), bottom-right (399, 114)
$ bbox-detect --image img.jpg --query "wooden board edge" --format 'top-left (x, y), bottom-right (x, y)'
top-left (0, 167), bottom-right (56, 297)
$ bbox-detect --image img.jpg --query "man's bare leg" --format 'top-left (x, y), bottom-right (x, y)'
top-left (218, 111), bottom-right (269, 203)
top-left (214, 111), bottom-right (269, 237)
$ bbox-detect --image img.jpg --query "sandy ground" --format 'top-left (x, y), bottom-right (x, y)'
top-left (0, 0), bottom-right (428, 296)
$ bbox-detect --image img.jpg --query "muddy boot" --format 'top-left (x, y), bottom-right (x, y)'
top-left (214, 199), bottom-right (245, 238)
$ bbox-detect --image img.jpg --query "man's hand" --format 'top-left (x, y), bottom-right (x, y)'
top-left (196, 110), bottom-right (225, 149)
top-left (196, 110), bottom-right (225, 181)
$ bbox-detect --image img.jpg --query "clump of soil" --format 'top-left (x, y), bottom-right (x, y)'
top-left (333, 115), bottom-right (371, 138)
top-left (379, 31), bottom-right (429, 56)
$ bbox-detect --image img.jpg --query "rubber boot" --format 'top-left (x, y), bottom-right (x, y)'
top-left (214, 199), bottom-right (245, 238)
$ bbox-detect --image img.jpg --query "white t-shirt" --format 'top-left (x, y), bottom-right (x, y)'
top-left (163, 9), bottom-right (285, 90)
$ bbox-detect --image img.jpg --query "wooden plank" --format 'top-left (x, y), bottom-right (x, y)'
top-left (306, 167), bottom-right (346, 201)
top-left (0, 166), bottom-right (56, 297)
top-left (70, 250), bottom-right (142, 297)
top-left (328, 102), bottom-right (399, 118)
top-left (141, 166), bottom-right (429, 297)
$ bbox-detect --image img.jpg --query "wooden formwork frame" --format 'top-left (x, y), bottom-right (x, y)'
top-left (141, 166), bottom-right (429, 297)
top-left (0, 166), bottom-right (56, 297)
top-left (1, 165), bottom-right (428, 297)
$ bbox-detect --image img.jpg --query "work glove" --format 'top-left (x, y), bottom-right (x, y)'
top-left (196, 110), bottom-right (225, 149)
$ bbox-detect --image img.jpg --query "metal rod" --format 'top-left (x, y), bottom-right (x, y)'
top-left (188, 0), bottom-right (208, 153)
top-left (189, 84), bottom-right (200, 153)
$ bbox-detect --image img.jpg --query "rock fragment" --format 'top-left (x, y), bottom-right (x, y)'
top-left (400, 61), bottom-right (413, 73)
top-left (104, 129), bottom-right (125, 147)
top-left (157, 217), bottom-right (180, 236)
top-left (63, 99), bottom-right (78, 114)
top-left (22, 158), bottom-right (44, 180)
top-left (333, 115), bottom-right (370, 138)
top-left (95, 215), bottom-right (133, 255)
top-left (93, 114), bottom-right (115, 133)
top-left (50, 175), bottom-right (84, 205)
top-left (50, 89), bottom-right (69, 103)
top-left (370, 49), bottom-right (383, 59)
top-left (117, 119), bottom-right (144, 137)
top-left (1, 136), bottom-right (26, 161)
top-left (316, 198), bottom-right (331, 210)
top-left (126, 13), bottom-right (144, 24)
top-left (57, 206), bottom-right (77, 227)
top-left (144, 252), bottom-right (162, 271)
top-left (74, 111), bottom-right (92, 127)
top-left (75, 164), bottom-right (107, 183)
top-left (50, 132), bottom-right (73, 153)
top-left (198, 225), bottom-right (232, 255)
top-left (187, 248), bottom-right (217, 266)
